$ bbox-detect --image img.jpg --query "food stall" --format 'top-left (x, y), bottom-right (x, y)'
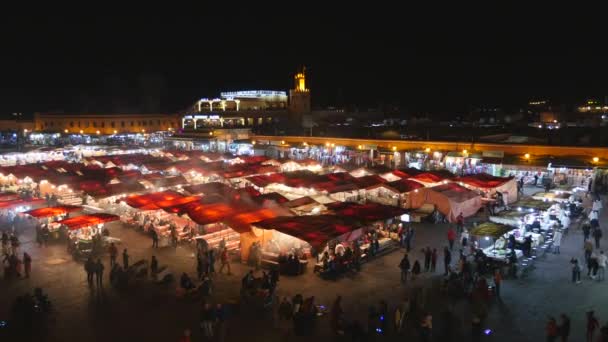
top-left (25, 205), bottom-right (83, 239)
top-left (469, 222), bottom-right (522, 262)
top-left (57, 213), bottom-right (120, 258)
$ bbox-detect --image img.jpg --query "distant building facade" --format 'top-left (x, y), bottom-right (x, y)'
top-left (33, 112), bottom-right (181, 135)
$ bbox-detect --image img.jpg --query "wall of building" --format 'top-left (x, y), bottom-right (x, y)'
top-left (252, 135), bottom-right (608, 159)
top-left (0, 120), bottom-right (35, 132)
top-left (34, 113), bottom-right (180, 134)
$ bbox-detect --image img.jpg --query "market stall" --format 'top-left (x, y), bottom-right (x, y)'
top-left (58, 213), bottom-right (120, 258)
top-left (469, 222), bottom-right (522, 262)
top-left (408, 182), bottom-right (482, 222)
top-left (25, 205), bottom-right (83, 239)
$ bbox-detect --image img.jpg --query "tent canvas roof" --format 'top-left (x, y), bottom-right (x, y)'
top-left (57, 213), bottom-right (120, 230)
top-left (253, 214), bottom-right (363, 249)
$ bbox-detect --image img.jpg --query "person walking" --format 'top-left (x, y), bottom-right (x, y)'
top-left (151, 229), bottom-right (159, 248)
top-left (571, 258), bottom-right (581, 284)
top-left (443, 247), bottom-right (451, 276)
top-left (431, 248), bottom-right (437, 272)
top-left (85, 257), bottom-right (95, 286)
top-left (218, 247), bottom-right (231, 275)
top-left (558, 314), bottom-right (570, 342)
top-left (586, 311), bottom-right (599, 342)
top-left (553, 229), bottom-right (562, 254)
top-left (584, 239), bottom-right (593, 263)
top-left (447, 227), bottom-right (456, 251)
top-left (406, 227), bottom-right (414, 252)
top-left (411, 260), bottom-right (421, 281)
top-left (122, 248), bottom-right (129, 269)
top-left (109, 242), bottom-right (117, 267)
top-left (593, 228), bottom-right (603, 249)
top-left (399, 253), bottom-right (410, 284)
top-left (423, 247), bottom-right (431, 272)
top-left (95, 259), bottom-right (104, 288)
top-left (23, 252), bottom-right (32, 278)
top-left (493, 269), bottom-right (502, 300)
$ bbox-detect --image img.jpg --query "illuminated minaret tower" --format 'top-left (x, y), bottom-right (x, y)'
top-left (289, 66), bottom-right (311, 119)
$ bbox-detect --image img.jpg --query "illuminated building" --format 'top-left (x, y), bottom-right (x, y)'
top-left (182, 68), bottom-right (312, 130)
top-left (33, 112), bottom-right (180, 135)
top-left (289, 67), bottom-right (311, 115)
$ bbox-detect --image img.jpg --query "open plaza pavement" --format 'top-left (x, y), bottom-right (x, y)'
top-left (1, 186), bottom-right (607, 342)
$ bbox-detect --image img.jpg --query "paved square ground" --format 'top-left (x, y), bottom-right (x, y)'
top-left (1, 186), bottom-right (606, 341)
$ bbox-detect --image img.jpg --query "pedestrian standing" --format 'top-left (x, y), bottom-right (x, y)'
top-left (571, 258), bottom-right (581, 284)
top-left (443, 247), bottom-right (451, 276)
top-left (553, 230), bottom-right (562, 254)
top-left (85, 257), bottom-right (94, 286)
top-left (122, 248), bottom-right (129, 269)
top-left (218, 247), bottom-right (231, 275)
top-left (23, 252), bottom-right (32, 278)
top-left (593, 228), bottom-right (603, 249)
top-left (399, 253), bottom-right (410, 284)
top-left (151, 229), bottom-right (159, 248)
top-left (584, 239), bottom-right (593, 263)
top-left (431, 248), bottom-right (437, 272)
top-left (109, 242), bottom-right (117, 267)
top-left (411, 260), bottom-right (421, 281)
top-left (586, 311), bottom-right (599, 342)
top-left (583, 224), bottom-right (591, 243)
top-left (406, 227), bottom-right (414, 252)
top-left (447, 227), bottom-right (456, 251)
top-left (423, 247), bottom-right (431, 272)
top-left (493, 269), bottom-right (502, 300)
top-left (95, 259), bottom-right (104, 287)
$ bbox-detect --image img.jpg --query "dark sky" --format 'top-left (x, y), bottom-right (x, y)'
top-left (0, 6), bottom-right (605, 115)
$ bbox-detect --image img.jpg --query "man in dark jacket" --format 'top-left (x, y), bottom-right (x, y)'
top-left (95, 259), bottom-right (105, 287)
top-left (443, 247), bottom-right (452, 276)
top-left (85, 257), bottom-right (95, 286)
top-left (399, 254), bottom-right (410, 284)
top-left (593, 228), bottom-right (603, 249)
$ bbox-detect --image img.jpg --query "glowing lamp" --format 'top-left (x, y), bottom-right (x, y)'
top-left (96, 130), bottom-right (100, 135)
top-left (593, 157), bottom-right (599, 163)
top-left (64, 129), bottom-right (69, 133)
top-left (392, 146), bottom-right (397, 151)
top-left (462, 149), bottom-right (467, 154)
top-left (79, 130), bottom-right (84, 134)
top-left (113, 130), bottom-right (118, 134)
top-left (425, 147), bottom-right (431, 153)
top-left (524, 153), bottom-right (530, 159)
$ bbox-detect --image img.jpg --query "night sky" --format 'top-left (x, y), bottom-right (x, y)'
top-left (0, 6), bottom-right (604, 116)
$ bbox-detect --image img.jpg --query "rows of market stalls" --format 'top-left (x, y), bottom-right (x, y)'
top-left (242, 140), bottom-right (607, 195)
top-left (0, 145), bottom-right (592, 280)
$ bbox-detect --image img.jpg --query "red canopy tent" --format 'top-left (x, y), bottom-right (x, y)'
top-left (253, 215), bottom-right (363, 249)
top-left (25, 205), bottom-right (83, 218)
top-left (326, 202), bottom-right (408, 222)
top-left (386, 179), bottom-right (425, 193)
top-left (125, 191), bottom-right (189, 210)
top-left (57, 213), bottom-right (120, 230)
